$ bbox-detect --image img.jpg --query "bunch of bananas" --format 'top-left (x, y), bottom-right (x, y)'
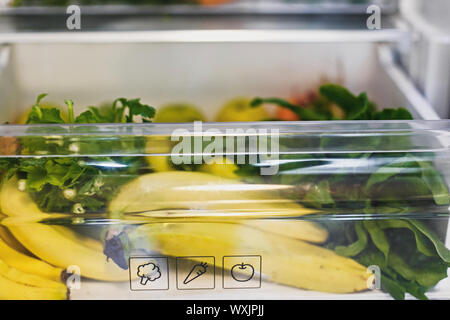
top-left (110, 171), bottom-right (372, 293)
top-left (0, 179), bottom-right (130, 300)
top-left (0, 223), bottom-right (67, 299)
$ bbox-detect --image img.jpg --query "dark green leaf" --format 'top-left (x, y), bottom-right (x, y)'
top-left (377, 220), bottom-right (435, 257)
top-left (363, 220), bottom-right (390, 261)
top-left (366, 155), bottom-right (419, 190)
top-left (335, 222), bottom-right (368, 257)
top-left (417, 161), bottom-right (450, 205)
top-left (319, 84), bottom-right (369, 120)
top-left (408, 220), bottom-right (450, 263)
top-left (372, 108), bottom-right (413, 120)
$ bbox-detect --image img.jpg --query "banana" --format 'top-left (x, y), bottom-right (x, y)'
top-left (0, 224), bottom-right (30, 255)
top-left (0, 237), bottom-right (63, 282)
top-left (0, 179), bottom-right (130, 282)
top-left (110, 171), bottom-right (327, 243)
top-left (243, 219), bottom-right (328, 243)
top-left (52, 226), bottom-right (104, 253)
top-left (109, 171), bottom-right (318, 218)
top-left (0, 272), bottom-right (67, 300)
top-left (0, 259), bottom-right (65, 290)
top-left (138, 222), bottom-right (370, 293)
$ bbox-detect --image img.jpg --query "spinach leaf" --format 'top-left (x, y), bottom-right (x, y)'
top-left (365, 155), bottom-right (419, 191)
top-left (319, 84), bottom-right (370, 120)
top-left (363, 220), bottom-right (390, 261)
top-left (372, 108), bottom-right (413, 120)
top-left (388, 252), bottom-right (447, 288)
top-left (408, 220), bottom-right (450, 263)
top-left (417, 161), bottom-right (450, 205)
top-left (334, 222), bottom-right (368, 256)
top-left (380, 275), bottom-right (407, 300)
top-left (377, 220), bottom-right (435, 257)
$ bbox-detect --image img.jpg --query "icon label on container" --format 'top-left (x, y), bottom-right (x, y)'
top-left (176, 256), bottom-right (215, 290)
top-left (223, 255), bottom-right (261, 289)
top-left (129, 256), bottom-right (169, 291)
top-left (231, 262), bottom-right (255, 282)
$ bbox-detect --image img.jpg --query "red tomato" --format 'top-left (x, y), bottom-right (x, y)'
top-left (276, 106), bottom-right (300, 121)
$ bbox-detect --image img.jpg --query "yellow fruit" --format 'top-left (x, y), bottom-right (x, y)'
top-left (0, 179), bottom-right (130, 281)
top-left (155, 104), bottom-right (206, 123)
top-left (146, 156), bottom-right (175, 172)
top-left (0, 237), bottom-right (63, 282)
top-left (145, 135), bottom-right (176, 172)
top-left (0, 223), bottom-right (30, 255)
top-left (215, 98), bottom-right (269, 122)
top-left (52, 226), bottom-right (104, 253)
top-left (110, 171), bottom-right (327, 244)
top-left (244, 219), bottom-right (328, 243)
top-left (199, 157), bottom-right (239, 179)
top-left (0, 259), bottom-right (65, 290)
top-left (109, 171), bottom-right (318, 219)
top-left (0, 273), bottom-right (67, 300)
top-left (139, 222), bottom-right (370, 293)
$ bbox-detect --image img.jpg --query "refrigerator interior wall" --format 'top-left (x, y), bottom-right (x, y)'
top-left (0, 41), bottom-right (437, 122)
top-left (399, 0), bottom-right (450, 119)
top-left (0, 46), bottom-right (18, 123)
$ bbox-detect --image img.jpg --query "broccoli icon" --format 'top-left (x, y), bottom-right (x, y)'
top-left (137, 262), bottom-right (161, 285)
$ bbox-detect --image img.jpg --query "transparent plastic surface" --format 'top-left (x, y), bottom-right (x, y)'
top-left (0, 0), bottom-right (397, 15)
top-left (0, 120), bottom-right (449, 299)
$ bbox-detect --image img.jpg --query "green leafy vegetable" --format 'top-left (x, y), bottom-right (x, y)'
top-left (319, 84), bottom-right (370, 120)
top-left (251, 84), bottom-right (412, 121)
top-left (364, 220), bottom-right (390, 261)
top-left (26, 94), bottom-right (65, 124)
top-left (416, 160), bottom-right (450, 206)
top-left (408, 220), bottom-right (450, 263)
top-left (365, 155), bottom-right (419, 191)
top-left (377, 220), bottom-right (435, 257)
top-left (334, 221), bottom-right (368, 257)
top-left (2, 95), bottom-right (155, 213)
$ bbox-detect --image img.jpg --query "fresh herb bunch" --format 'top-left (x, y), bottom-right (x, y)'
top-left (239, 84), bottom-right (450, 299)
top-left (0, 94), bottom-right (155, 214)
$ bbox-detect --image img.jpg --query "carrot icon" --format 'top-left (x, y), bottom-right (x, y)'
top-left (183, 262), bottom-right (208, 284)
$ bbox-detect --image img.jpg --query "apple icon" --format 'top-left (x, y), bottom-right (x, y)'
top-left (231, 262), bottom-right (255, 282)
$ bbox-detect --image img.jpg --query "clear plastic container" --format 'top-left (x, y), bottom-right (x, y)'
top-left (0, 0), bottom-right (397, 15)
top-left (0, 119), bottom-right (449, 300)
